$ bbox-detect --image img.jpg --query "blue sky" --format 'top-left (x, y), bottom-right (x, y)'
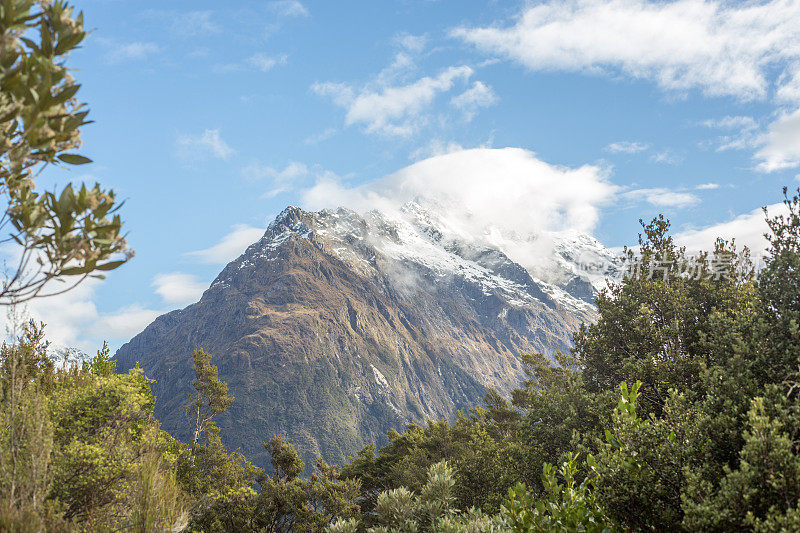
top-left (22, 0), bottom-right (800, 351)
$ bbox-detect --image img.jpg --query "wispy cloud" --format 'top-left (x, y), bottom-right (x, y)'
top-left (247, 53), bottom-right (287, 72)
top-left (313, 66), bottom-right (474, 136)
top-left (699, 115), bottom-right (761, 152)
top-left (650, 149), bottom-right (684, 165)
top-left (700, 116), bottom-right (758, 130)
top-left (450, 81), bottom-right (498, 120)
top-left (263, 186), bottom-right (291, 199)
top-left (141, 9), bottom-right (221, 38)
top-left (755, 108), bottom-right (800, 172)
top-left (242, 161), bottom-right (309, 182)
top-left (214, 53), bottom-right (287, 74)
top-left (624, 188), bottom-right (699, 208)
top-left (696, 182), bottom-right (719, 190)
top-left (268, 0), bottom-right (309, 18)
top-left (394, 32), bottom-right (428, 54)
top-left (171, 10), bottom-right (220, 37)
top-left (242, 161), bottom-right (337, 198)
top-left (409, 139), bottom-right (468, 161)
top-left (104, 41), bottom-right (159, 65)
top-left (187, 225), bottom-right (266, 265)
top-left (85, 305), bottom-right (161, 341)
top-left (698, 110), bottom-right (800, 173)
top-left (304, 128), bottom-right (337, 145)
top-left (605, 141), bottom-right (649, 154)
top-left (151, 272), bottom-right (207, 306)
top-left (175, 129), bottom-right (234, 162)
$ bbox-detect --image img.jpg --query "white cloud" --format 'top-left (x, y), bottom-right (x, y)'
top-left (777, 64), bottom-right (800, 104)
top-left (605, 141), bottom-right (649, 154)
top-left (214, 54), bottom-right (287, 74)
top-left (701, 116), bottom-right (758, 130)
top-left (104, 42), bottom-right (159, 64)
top-left (151, 272), bottom-right (207, 306)
top-left (263, 186), bottom-right (290, 199)
top-left (172, 11), bottom-right (220, 36)
top-left (304, 127), bottom-right (337, 145)
top-left (676, 202), bottom-right (788, 258)
top-left (450, 81), bottom-right (498, 119)
top-left (313, 66), bottom-right (474, 136)
top-left (409, 139), bottom-right (467, 161)
top-left (624, 188), bottom-right (699, 207)
top-left (241, 161), bottom-right (328, 198)
top-left (84, 305), bottom-right (162, 341)
top-left (453, 0), bottom-right (800, 101)
top-left (374, 52), bottom-right (417, 86)
top-left (242, 161), bottom-right (309, 182)
top-left (247, 53), bottom-right (287, 72)
top-left (18, 280), bottom-right (100, 351)
top-left (187, 224), bottom-right (266, 265)
top-left (302, 147), bottom-right (618, 272)
top-left (141, 9), bottom-right (220, 37)
top-left (696, 182), bottom-right (719, 190)
top-left (755, 107), bottom-right (800, 171)
top-left (699, 114), bottom-right (761, 152)
top-left (650, 149), bottom-right (684, 165)
top-left (0, 279), bottom-right (161, 352)
top-left (269, 0), bottom-right (309, 18)
top-left (175, 129), bottom-right (234, 162)
top-left (394, 32), bottom-right (428, 54)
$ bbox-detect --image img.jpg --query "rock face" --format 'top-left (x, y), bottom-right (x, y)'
top-left (115, 203), bottom-right (616, 468)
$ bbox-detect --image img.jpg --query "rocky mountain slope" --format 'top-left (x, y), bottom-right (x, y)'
top-left (115, 203), bottom-right (617, 468)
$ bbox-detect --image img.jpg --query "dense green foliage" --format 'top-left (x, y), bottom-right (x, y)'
top-left (0, 0), bottom-right (130, 304)
top-left (4, 188), bottom-right (800, 530)
top-left (0, 324), bottom-right (186, 531)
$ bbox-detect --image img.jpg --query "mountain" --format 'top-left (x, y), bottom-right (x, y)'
top-left (115, 203), bottom-right (617, 469)
top-left (49, 345), bottom-right (91, 368)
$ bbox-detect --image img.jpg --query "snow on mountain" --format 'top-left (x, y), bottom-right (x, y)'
top-left (48, 345), bottom-right (91, 368)
top-left (222, 201), bottom-right (620, 314)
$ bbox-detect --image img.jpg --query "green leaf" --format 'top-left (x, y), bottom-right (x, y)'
top-left (94, 260), bottom-right (127, 271)
top-left (61, 265), bottom-right (92, 276)
top-left (58, 153), bottom-right (92, 165)
top-left (52, 83), bottom-right (80, 104)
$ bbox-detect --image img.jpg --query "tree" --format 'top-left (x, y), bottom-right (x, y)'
top-left (0, 320), bottom-right (61, 530)
top-left (502, 454), bottom-right (619, 533)
top-left (185, 348), bottom-right (233, 456)
top-left (575, 216), bottom-right (755, 417)
top-left (0, 0), bottom-right (131, 305)
top-left (253, 435), bottom-right (361, 532)
top-left (329, 462), bottom-right (509, 533)
top-left (178, 349), bottom-right (263, 530)
top-left (683, 394), bottom-right (800, 531)
top-left (757, 188), bottom-right (800, 384)
top-left (512, 351), bottom-right (609, 492)
top-left (342, 408), bottom-right (521, 518)
top-left (586, 381), bottom-right (695, 531)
